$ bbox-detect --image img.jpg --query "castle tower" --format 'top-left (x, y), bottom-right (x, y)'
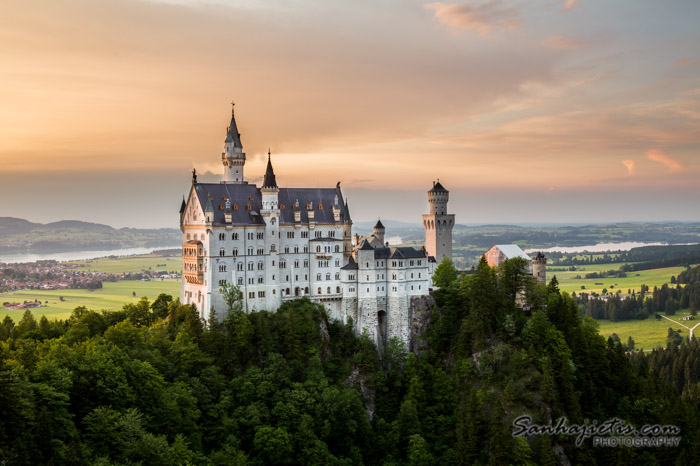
top-left (533, 252), bottom-right (547, 284)
top-left (373, 219), bottom-right (386, 246)
top-left (222, 104), bottom-right (246, 183)
top-left (422, 180), bottom-right (455, 263)
top-left (260, 151), bottom-right (281, 310)
top-left (342, 198), bottom-right (353, 261)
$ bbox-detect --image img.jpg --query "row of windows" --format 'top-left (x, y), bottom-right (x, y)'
top-left (316, 245), bottom-right (340, 253)
top-left (316, 273), bottom-right (341, 281)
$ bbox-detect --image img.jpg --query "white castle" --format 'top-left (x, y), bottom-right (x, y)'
top-left (180, 106), bottom-right (454, 347)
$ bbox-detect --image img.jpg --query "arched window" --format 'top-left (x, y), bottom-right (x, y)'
top-left (335, 273), bottom-right (340, 280)
top-left (219, 249), bottom-right (225, 256)
top-left (327, 287), bottom-right (331, 294)
top-left (317, 273), bottom-right (322, 281)
top-left (316, 245), bottom-right (321, 253)
top-left (334, 245), bottom-right (340, 252)
top-left (326, 273), bottom-right (331, 280)
top-left (305, 287), bottom-right (309, 294)
top-left (237, 277), bottom-right (243, 285)
top-left (318, 287), bottom-right (322, 294)
top-left (336, 286), bottom-right (340, 293)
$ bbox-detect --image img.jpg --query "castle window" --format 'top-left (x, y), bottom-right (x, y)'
top-left (411, 273), bottom-right (414, 278)
top-left (301, 231), bottom-right (308, 238)
top-left (248, 247), bottom-right (253, 255)
top-left (257, 248), bottom-right (264, 255)
top-left (258, 262), bottom-right (264, 270)
top-left (326, 273), bottom-right (331, 280)
top-left (233, 249), bottom-right (238, 256)
top-left (418, 285), bottom-right (421, 290)
top-left (258, 277), bottom-right (264, 284)
top-left (336, 286), bottom-right (340, 293)
top-left (280, 261), bottom-right (286, 269)
top-left (246, 204), bottom-right (251, 210)
top-left (249, 196), bottom-right (254, 201)
top-left (335, 259), bottom-right (340, 267)
top-left (218, 279), bottom-right (227, 286)
top-left (287, 232), bottom-right (294, 239)
top-left (410, 260), bottom-right (414, 266)
top-left (234, 204), bottom-right (238, 210)
top-left (304, 260), bottom-right (309, 267)
top-left (219, 233), bottom-right (225, 240)
top-left (237, 263), bottom-right (243, 271)
top-left (317, 273), bottom-right (322, 281)
top-left (327, 287), bottom-right (331, 294)
top-left (285, 246), bottom-right (290, 253)
top-left (210, 195), bottom-right (214, 200)
top-left (304, 246), bottom-right (308, 253)
top-left (334, 245), bottom-right (340, 253)
top-left (232, 233), bottom-right (238, 240)
top-left (258, 291), bottom-right (265, 297)
top-left (280, 203), bottom-right (284, 209)
top-left (238, 278), bottom-right (243, 285)
top-left (318, 203), bottom-right (323, 210)
top-left (418, 260), bottom-right (421, 266)
top-left (335, 273), bottom-right (340, 280)
top-left (219, 249), bottom-right (225, 256)
top-left (249, 291), bottom-right (255, 299)
top-left (418, 273), bottom-right (421, 278)
top-left (248, 262), bottom-right (254, 271)
top-left (219, 264), bottom-right (226, 272)
top-left (219, 204), bottom-right (224, 210)
top-left (318, 287), bottom-right (322, 294)
top-left (294, 260), bottom-right (299, 268)
top-left (257, 232), bottom-right (264, 239)
top-left (316, 246), bottom-right (321, 253)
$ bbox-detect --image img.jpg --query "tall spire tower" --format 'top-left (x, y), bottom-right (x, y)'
top-left (222, 103), bottom-right (246, 184)
top-left (422, 180), bottom-right (455, 263)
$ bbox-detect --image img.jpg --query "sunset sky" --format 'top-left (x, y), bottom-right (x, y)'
top-left (1, 0), bottom-right (698, 228)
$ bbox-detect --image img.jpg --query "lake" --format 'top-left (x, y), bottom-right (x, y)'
top-left (524, 242), bottom-right (672, 254)
top-left (0, 247), bottom-right (177, 264)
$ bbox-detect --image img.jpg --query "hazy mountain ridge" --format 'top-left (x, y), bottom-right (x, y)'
top-left (0, 217), bottom-right (181, 254)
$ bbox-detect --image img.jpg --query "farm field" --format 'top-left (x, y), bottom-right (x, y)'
top-left (552, 264), bottom-right (689, 295)
top-left (595, 310), bottom-right (696, 350)
top-left (68, 254), bottom-right (181, 274)
top-left (1, 279), bottom-right (181, 322)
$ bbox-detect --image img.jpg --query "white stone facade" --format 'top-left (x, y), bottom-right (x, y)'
top-left (180, 108), bottom-right (448, 347)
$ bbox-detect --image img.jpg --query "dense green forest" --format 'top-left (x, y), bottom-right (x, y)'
top-left (576, 265), bottom-right (700, 321)
top-left (2, 259), bottom-right (700, 464)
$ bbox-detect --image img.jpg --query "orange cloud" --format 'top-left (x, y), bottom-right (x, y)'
top-left (621, 160), bottom-right (636, 176)
top-left (646, 149), bottom-right (683, 173)
top-left (543, 34), bottom-right (585, 50)
top-left (560, 0), bottom-right (580, 11)
top-left (424, 1), bottom-right (521, 36)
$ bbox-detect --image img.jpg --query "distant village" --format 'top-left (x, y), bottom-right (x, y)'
top-left (0, 259), bottom-right (180, 310)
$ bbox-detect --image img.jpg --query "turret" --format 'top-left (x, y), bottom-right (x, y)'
top-left (222, 103), bottom-right (247, 184)
top-left (373, 219), bottom-right (385, 245)
top-left (533, 252), bottom-right (547, 284)
top-left (423, 179), bottom-right (455, 263)
top-left (261, 151), bottom-right (279, 210)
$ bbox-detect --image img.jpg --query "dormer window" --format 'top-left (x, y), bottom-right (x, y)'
top-left (318, 203), bottom-right (323, 210)
top-left (246, 204), bottom-right (251, 210)
top-left (233, 203), bottom-right (238, 210)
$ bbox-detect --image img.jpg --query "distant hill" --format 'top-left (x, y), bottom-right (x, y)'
top-left (0, 217), bottom-right (181, 254)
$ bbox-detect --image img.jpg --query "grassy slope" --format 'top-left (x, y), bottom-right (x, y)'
top-left (67, 254), bottom-right (182, 274)
top-left (1, 279), bottom-right (181, 322)
top-left (596, 310), bottom-right (696, 350)
top-left (553, 264), bottom-right (688, 295)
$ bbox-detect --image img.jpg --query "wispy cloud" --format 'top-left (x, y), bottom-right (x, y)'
top-left (424, 1), bottom-right (521, 36)
top-left (621, 159), bottom-right (636, 176)
top-left (542, 34), bottom-right (586, 50)
top-left (646, 149), bottom-right (683, 173)
top-left (559, 0), bottom-right (580, 11)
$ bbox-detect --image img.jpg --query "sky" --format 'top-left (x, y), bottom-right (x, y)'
top-left (0, 0), bottom-right (698, 228)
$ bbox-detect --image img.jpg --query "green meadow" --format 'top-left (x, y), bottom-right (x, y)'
top-left (552, 264), bottom-right (688, 295)
top-left (595, 310), bottom-right (697, 350)
top-left (1, 279), bottom-right (181, 322)
top-left (67, 254), bottom-right (182, 274)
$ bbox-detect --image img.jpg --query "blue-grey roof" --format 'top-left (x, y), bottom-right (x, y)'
top-left (192, 183), bottom-right (347, 226)
top-left (341, 256), bottom-right (358, 270)
top-left (226, 109), bottom-right (243, 148)
top-left (493, 244), bottom-right (531, 261)
top-left (374, 247), bottom-right (426, 260)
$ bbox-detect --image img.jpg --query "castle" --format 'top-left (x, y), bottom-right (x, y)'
top-left (179, 106), bottom-right (452, 348)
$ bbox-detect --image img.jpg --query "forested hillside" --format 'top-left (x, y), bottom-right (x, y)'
top-left (1, 259), bottom-right (699, 464)
top-left (0, 217), bottom-right (180, 253)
